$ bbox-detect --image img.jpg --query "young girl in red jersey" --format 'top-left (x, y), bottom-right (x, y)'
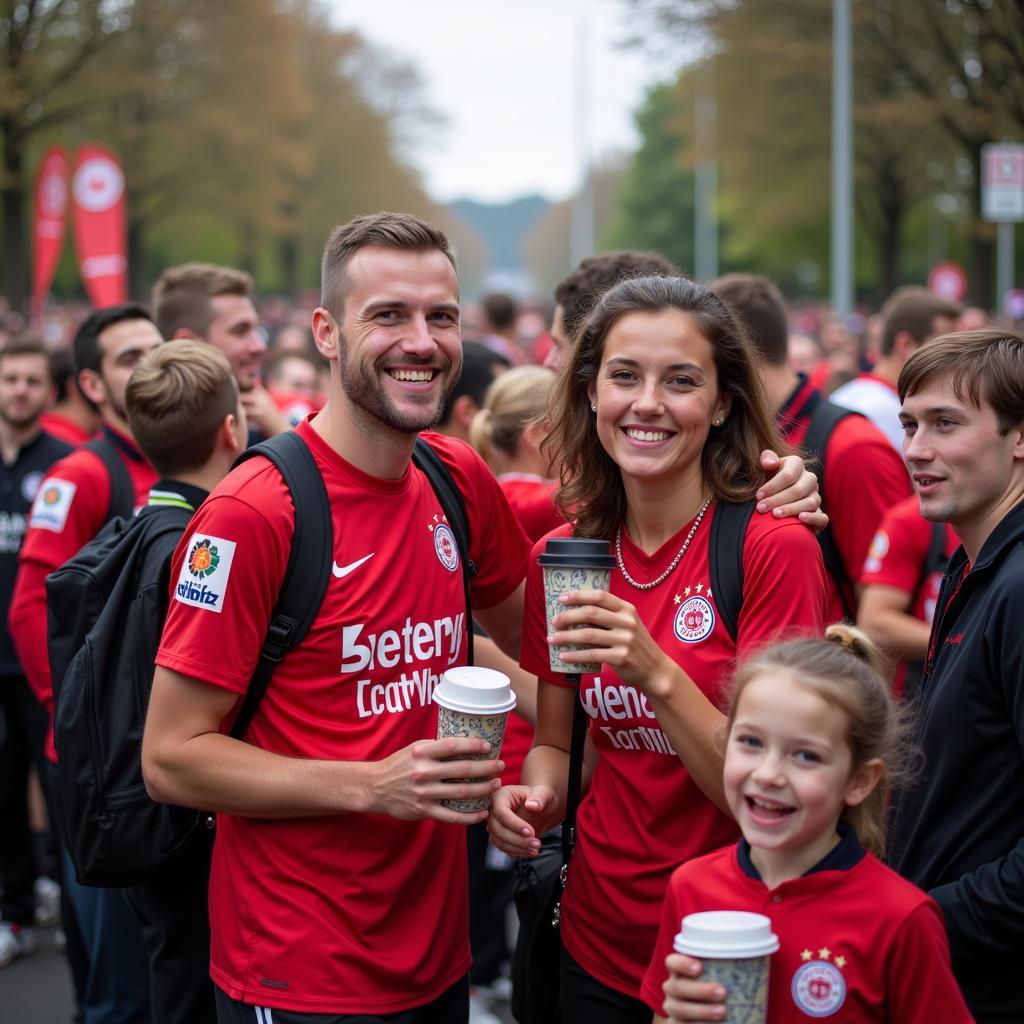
top-left (488, 275), bottom-right (828, 1024)
top-left (643, 626), bottom-right (973, 1023)
top-left (470, 364), bottom-right (565, 543)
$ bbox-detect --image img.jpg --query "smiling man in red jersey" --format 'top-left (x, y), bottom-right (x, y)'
top-left (143, 213), bottom-right (532, 1024)
top-left (889, 329), bottom-right (1024, 1021)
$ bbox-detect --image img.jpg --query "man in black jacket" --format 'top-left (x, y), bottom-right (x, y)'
top-left (890, 328), bottom-right (1024, 1022)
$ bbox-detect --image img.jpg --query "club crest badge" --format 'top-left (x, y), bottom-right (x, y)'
top-left (674, 594), bottom-right (715, 644)
top-left (791, 960), bottom-right (846, 1017)
top-left (428, 514), bottom-right (459, 573)
top-left (21, 471), bottom-right (43, 504)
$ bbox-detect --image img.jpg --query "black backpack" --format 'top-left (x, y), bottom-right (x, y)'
top-left (801, 397), bottom-right (861, 621)
top-left (708, 499), bottom-right (756, 643)
top-left (47, 430), bottom-right (474, 886)
top-left (83, 434), bottom-right (136, 522)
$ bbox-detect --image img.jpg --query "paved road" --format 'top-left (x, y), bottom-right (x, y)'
top-left (0, 924), bottom-right (516, 1024)
top-left (1, 924), bottom-right (76, 1023)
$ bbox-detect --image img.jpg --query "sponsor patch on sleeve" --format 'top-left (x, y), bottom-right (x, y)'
top-left (174, 533), bottom-right (237, 614)
top-left (28, 478), bottom-right (76, 532)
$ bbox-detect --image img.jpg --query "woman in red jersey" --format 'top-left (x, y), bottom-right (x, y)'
top-left (488, 275), bottom-right (828, 1024)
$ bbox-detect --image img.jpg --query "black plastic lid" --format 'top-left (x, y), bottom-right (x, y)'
top-left (536, 537), bottom-right (616, 569)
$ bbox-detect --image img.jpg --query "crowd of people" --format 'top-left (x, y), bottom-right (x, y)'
top-left (0, 213), bottom-right (1021, 1024)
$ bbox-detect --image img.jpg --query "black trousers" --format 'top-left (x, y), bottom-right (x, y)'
top-left (559, 941), bottom-right (649, 1024)
top-left (127, 824), bottom-right (217, 1024)
top-left (0, 675), bottom-right (51, 925)
top-left (467, 820), bottom-right (514, 985)
top-left (215, 973), bottom-right (470, 1024)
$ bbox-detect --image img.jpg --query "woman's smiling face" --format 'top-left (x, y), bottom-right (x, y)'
top-left (588, 309), bottom-right (730, 489)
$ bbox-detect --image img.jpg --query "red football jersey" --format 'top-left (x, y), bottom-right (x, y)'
top-left (497, 473), bottom-right (564, 544)
top-left (860, 495), bottom-right (959, 694)
top-left (155, 421), bottom-right (530, 1015)
top-left (10, 427), bottom-right (156, 761)
top-left (642, 839), bottom-right (973, 1022)
top-left (520, 508), bottom-right (827, 996)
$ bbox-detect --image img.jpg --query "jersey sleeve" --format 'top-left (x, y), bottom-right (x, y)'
top-left (423, 433), bottom-right (531, 610)
top-left (884, 901), bottom-right (974, 1022)
top-left (9, 452), bottom-right (112, 739)
top-left (155, 489), bottom-right (292, 695)
top-left (19, 451), bottom-right (111, 572)
top-left (860, 501), bottom-right (928, 594)
top-left (823, 420), bottom-right (911, 585)
top-left (640, 870), bottom-right (685, 1015)
top-left (737, 517), bottom-right (828, 653)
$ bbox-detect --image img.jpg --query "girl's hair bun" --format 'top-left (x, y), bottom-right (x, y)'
top-left (825, 623), bottom-right (884, 676)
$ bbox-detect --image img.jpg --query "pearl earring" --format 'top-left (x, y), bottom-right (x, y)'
top-left (591, 403), bottom-right (597, 412)
top-left (714, 417), bottom-right (723, 426)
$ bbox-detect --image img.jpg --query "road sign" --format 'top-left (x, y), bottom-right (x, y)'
top-left (928, 261), bottom-right (968, 303)
top-left (982, 143), bottom-right (1024, 222)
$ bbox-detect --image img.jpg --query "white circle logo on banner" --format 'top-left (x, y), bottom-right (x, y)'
top-left (73, 156), bottom-right (125, 213)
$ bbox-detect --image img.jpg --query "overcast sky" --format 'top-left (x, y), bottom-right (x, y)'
top-left (330, 0), bottom-right (669, 205)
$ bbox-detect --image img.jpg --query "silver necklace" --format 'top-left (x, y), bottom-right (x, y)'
top-left (615, 496), bottom-right (713, 591)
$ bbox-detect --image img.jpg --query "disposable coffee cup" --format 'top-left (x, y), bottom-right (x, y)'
top-left (673, 911), bottom-right (779, 1024)
top-left (536, 538), bottom-right (616, 675)
top-left (433, 666), bottom-right (516, 812)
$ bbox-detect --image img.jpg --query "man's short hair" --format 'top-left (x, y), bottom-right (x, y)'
top-left (439, 341), bottom-right (509, 426)
top-left (73, 303), bottom-right (155, 379)
top-left (126, 340), bottom-right (239, 477)
top-left (151, 263), bottom-right (253, 341)
top-left (264, 349), bottom-right (325, 389)
top-left (899, 328), bottom-right (1024, 435)
top-left (880, 286), bottom-right (961, 357)
top-left (711, 273), bottom-right (789, 366)
top-left (320, 212), bottom-right (455, 320)
top-left (0, 332), bottom-right (51, 372)
top-left (482, 293), bottom-right (518, 332)
top-left (554, 250), bottom-right (680, 341)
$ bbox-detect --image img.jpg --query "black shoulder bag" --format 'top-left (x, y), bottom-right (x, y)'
top-left (511, 683), bottom-right (589, 1024)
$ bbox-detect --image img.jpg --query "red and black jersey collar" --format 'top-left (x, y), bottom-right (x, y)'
top-left (737, 822), bottom-right (866, 881)
top-left (775, 374), bottom-right (826, 443)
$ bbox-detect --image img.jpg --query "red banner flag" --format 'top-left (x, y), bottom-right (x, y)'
top-left (71, 145), bottom-right (128, 306)
top-left (32, 146), bottom-right (69, 318)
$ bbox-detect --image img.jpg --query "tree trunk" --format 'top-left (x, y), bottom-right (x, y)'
top-left (279, 233), bottom-right (299, 298)
top-left (127, 210), bottom-right (146, 302)
top-left (1, 124), bottom-right (29, 314)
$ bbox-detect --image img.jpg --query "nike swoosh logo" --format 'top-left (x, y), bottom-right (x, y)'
top-left (332, 553), bottom-right (375, 578)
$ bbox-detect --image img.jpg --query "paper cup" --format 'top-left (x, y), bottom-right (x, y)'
top-left (537, 538), bottom-right (616, 674)
top-left (673, 912), bottom-right (779, 1024)
top-left (434, 667), bottom-right (516, 812)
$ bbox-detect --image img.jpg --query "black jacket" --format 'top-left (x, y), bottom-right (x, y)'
top-left (889, 499), bottom-right (1024, 1022)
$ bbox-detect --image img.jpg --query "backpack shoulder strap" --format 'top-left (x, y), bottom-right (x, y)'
top-left (84, 436), bottom-right (134, 522)
top-left (412, 436), bottom-right (477, 665)
top-left (708, 499), bottom-right (756, 644)
top-left (802, 400), bottom-right (860, 621)
top-left (229, 431), bottom-right (333, 739)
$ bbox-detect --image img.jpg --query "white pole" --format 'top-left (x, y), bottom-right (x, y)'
top-left (831, 0), bottom-right (853, 316)
top-left (695, 65), bottom-right (718, 282)
top-left (997, 221), bottom-right (1015, 313)
top-left (570, 12), bottom-right (594, 268)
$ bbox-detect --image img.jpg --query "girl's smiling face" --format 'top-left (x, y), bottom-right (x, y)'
top-left (724, 669), bottom-right (880, 885)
